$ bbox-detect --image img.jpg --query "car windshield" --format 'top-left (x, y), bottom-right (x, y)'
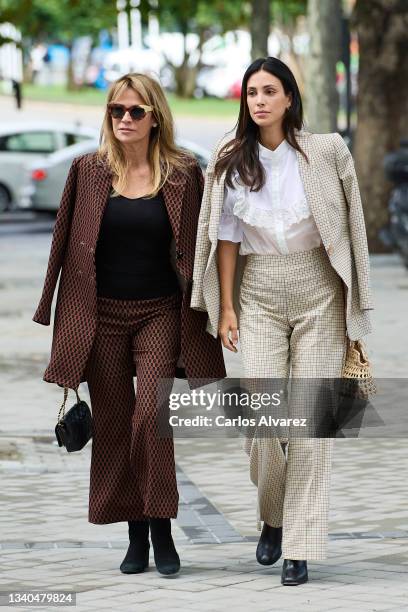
top-left (0, 132), bottom-right (56, 153)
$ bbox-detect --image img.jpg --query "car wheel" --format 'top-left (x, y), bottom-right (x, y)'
top-left (0, 184), bottom-right (11, 212)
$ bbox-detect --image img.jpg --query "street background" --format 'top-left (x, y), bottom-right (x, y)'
top-left (1, 0), bottom-right (408, 610)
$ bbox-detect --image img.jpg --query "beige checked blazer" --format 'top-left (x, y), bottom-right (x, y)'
top-left (191, 129), bottom-right (373, 341)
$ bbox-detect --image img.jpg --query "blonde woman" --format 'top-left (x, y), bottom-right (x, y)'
top-left (191, 57), bottom-right (373, 585)
top-left (33, 73), bottom-right (226, 575)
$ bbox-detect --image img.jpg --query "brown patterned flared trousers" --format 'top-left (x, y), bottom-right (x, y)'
top-left (84, 290), bottom-right (182, 524)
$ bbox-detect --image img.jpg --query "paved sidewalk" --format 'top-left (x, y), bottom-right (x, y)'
top-left (1, 201), bottom-right (408, 611)
top-left (0, 435), bottom-right (408, 612)
top-left (1, 435), bottom-right (408, 612)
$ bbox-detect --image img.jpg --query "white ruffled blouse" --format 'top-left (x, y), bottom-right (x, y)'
top-left (217, 139), bottom-right (322, 255)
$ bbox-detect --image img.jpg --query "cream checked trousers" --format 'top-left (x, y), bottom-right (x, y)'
top-left (239, 245), bottom-right (348, 560)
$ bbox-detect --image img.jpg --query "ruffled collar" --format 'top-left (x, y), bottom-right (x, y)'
top-left (258, 139), bottom-right (290, 163)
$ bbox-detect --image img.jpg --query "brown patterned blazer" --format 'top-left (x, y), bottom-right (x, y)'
top-left (33, 152), bottom-right (226, 390)
top-left (191, 129), bottom-right (374, 341)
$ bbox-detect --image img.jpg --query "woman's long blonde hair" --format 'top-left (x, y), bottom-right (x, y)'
top-left (98, 72), bottom-right (192, 197)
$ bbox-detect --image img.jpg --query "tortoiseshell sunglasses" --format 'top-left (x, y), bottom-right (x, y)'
top-left (107, 103), bottom-right (154, 121)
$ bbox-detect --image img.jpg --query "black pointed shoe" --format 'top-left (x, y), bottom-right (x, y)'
top-left (281, 559), bottom-right (308, 585)
top-left (120, 520), bottom-right (150, 574)
top-left (149, 518), bottom-right (180, 575)
top-left (256, 523), bottom-right (282, 566)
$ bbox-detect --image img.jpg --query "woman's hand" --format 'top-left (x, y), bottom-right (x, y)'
top-left (218, 307), bottom-right (239, 352)
top-left (216, 239), bottom-right (240, 352)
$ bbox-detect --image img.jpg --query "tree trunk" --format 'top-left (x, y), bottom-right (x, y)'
top-left (66, 43), bottom-right (79, 92)
top-left (276, 20), bottom-right (306, 97)
top-left (251, 0), bottom-right (270, 60)
top-left (175, 27), bottom-right (204, 98)
top-left (174, 62), bottom-right (200, 98)
top-left (352, 0), bottom-right (408, 252)
top-left (305, 0), bottom-right (342, 132)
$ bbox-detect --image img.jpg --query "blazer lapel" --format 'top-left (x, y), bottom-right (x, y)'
top-left (91, 157), bottom-right (114, 247)
top-left (208, 170), bottom-right (227, 244)
top-left (295, 130), bottom-right (331, 245)
top-left (162, 168), bottom-right (187, 246)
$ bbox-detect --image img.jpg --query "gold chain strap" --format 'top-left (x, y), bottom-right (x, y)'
top-left (57, 387), bottom-right (81, 423)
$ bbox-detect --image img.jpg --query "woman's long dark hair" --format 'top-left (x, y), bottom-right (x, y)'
top-left (214, 57), bottom-right (308, 191)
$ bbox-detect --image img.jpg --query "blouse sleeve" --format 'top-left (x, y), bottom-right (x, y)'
top-left (217, 184), bottom-right (244, 242)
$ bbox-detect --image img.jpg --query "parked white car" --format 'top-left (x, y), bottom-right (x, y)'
top-left (103, 47), bottom-right (165, 85)
top-left (0, 122), bottom-right (98, 211)
top-left (18, 138), bottom-right (210, 212)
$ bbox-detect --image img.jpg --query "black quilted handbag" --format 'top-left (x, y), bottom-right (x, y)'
top-left (55, 387), bottom-right (93, 452)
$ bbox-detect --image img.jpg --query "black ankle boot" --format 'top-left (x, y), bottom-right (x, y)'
top-left (256, 523), bottom-right (282, 565)
top-left (281, 559), bottom-right (308, 585)
top-left (149, 518), bottom-right (180, 575)
top-left (120, 520), bottom-right (150, 574)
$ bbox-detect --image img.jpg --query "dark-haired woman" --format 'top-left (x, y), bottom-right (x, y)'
top-left (191, 57), bottom-right (373, 585)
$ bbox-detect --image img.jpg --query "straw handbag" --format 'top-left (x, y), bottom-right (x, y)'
top-left (341, 339), bottom-right (377, 399)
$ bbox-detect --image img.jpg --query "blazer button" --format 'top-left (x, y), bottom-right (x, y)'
top-left (176, 250), bottom-right (184, 260)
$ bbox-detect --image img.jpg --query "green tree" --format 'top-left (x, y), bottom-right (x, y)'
top-left (251, 0), bottom-right (307, 58)
top-left (157, 0), bottom-right (248, 97)
top-left (0, 0), bottom-right (116, 89)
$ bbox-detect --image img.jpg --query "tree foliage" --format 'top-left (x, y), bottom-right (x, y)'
top-left (0, 0), bottom-right (308, 96)
top-left (0, 0), bottom-right (116, 43)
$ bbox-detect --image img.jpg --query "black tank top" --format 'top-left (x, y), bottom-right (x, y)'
top-left (95, 190), bottom-right (180, 300)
